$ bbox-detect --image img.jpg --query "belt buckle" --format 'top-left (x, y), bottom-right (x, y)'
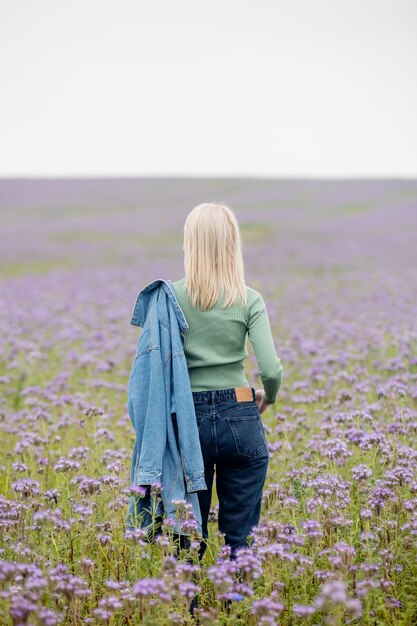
top-left (235, 386), bottom-right (253, 402)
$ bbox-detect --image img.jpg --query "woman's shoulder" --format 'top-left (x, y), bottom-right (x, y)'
top-left (245, 284), bottom-right (264, 305)
top-left (172, 279), bottom-right (262, 309)
top-left (171, 277), bottom-right (186, 290)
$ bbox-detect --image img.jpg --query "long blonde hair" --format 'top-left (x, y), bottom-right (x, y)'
top-left (182, 203), bottom-right (247, 310)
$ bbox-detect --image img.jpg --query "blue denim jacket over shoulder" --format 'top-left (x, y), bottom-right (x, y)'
top-left (126, 278), bottom-right (207, 538)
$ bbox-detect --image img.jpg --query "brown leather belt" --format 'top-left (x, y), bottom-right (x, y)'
top-left (234, 386), bottom-right (254, 402)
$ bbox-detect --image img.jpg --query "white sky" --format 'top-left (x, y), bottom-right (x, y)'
top-left (0, 0), bottom-right (416, 177)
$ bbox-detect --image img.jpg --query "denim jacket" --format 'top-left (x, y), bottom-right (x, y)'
top-left (126, 278), bottom-right (207, 538)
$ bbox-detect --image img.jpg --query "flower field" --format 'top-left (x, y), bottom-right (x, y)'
top-left (1, 178), bottom-right (417, 625)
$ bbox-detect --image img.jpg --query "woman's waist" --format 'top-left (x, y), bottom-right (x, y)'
top-left (188, 362), bottom-right (249, 391)
top-left (191, 385), bottom-right (255, 403)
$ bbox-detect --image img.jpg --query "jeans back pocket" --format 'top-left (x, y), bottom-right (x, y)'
top-left (226, 404), bottom-right (268, 459)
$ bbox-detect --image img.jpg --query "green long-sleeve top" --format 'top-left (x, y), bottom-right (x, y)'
top-left (171, 278), bottom-right (284, 404)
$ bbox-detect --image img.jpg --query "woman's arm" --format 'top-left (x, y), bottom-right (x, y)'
top-left (247, 292), bottom-right (284, 406)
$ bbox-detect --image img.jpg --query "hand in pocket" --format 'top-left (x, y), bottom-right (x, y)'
top-left (255, 388), bottom-right (270, 414)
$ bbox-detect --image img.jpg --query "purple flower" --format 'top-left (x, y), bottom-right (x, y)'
top-left (133, 577), bottom-right (167, 597)
top-left (11, 479), bottom-right (40, 498)
top-left (314, 579), bottom-right (347, 608)
top-left (352, 464), bottom-right (372, 481)
top-left (252, 597), bottom-right (284, 617)
top-left (292, 604), bottom-right (316, 617)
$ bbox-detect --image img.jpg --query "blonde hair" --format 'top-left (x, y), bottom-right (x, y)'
top-left (182, 203), bottom-right (248, 310)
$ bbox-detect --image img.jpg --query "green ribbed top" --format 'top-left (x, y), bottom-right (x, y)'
top-left (171, 277), bottom-right (284, 404)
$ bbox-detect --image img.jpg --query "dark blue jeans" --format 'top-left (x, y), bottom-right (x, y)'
top-left (190, 386), bottom-right (270, 561)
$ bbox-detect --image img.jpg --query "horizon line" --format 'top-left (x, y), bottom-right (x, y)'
top-left (1, 174), bottom-right (417, 181)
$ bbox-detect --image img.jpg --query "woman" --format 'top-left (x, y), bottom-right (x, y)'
top-left (171, 202), bottom-right (284, 563)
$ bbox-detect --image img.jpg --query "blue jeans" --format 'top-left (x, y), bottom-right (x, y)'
top-left (190, 386), bottom-right (270, 561)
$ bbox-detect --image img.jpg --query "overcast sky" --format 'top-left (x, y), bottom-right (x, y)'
top-left (1, 0), bottom-right (416, 177)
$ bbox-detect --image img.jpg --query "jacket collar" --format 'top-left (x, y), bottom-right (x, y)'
top-left (130, 278), bottom-right (189, 332)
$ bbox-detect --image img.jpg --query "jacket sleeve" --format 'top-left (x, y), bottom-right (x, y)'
top-left (171, 343), bottom-right (207, 493)
top-left (130, 298), bottom-right (168, 486)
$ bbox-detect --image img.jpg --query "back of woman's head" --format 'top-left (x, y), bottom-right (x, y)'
top-left (183, 202), bottom-right (247, 310)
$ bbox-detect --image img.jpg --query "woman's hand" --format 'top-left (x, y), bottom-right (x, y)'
top-left (255, 388), bottom-right (271, 414)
